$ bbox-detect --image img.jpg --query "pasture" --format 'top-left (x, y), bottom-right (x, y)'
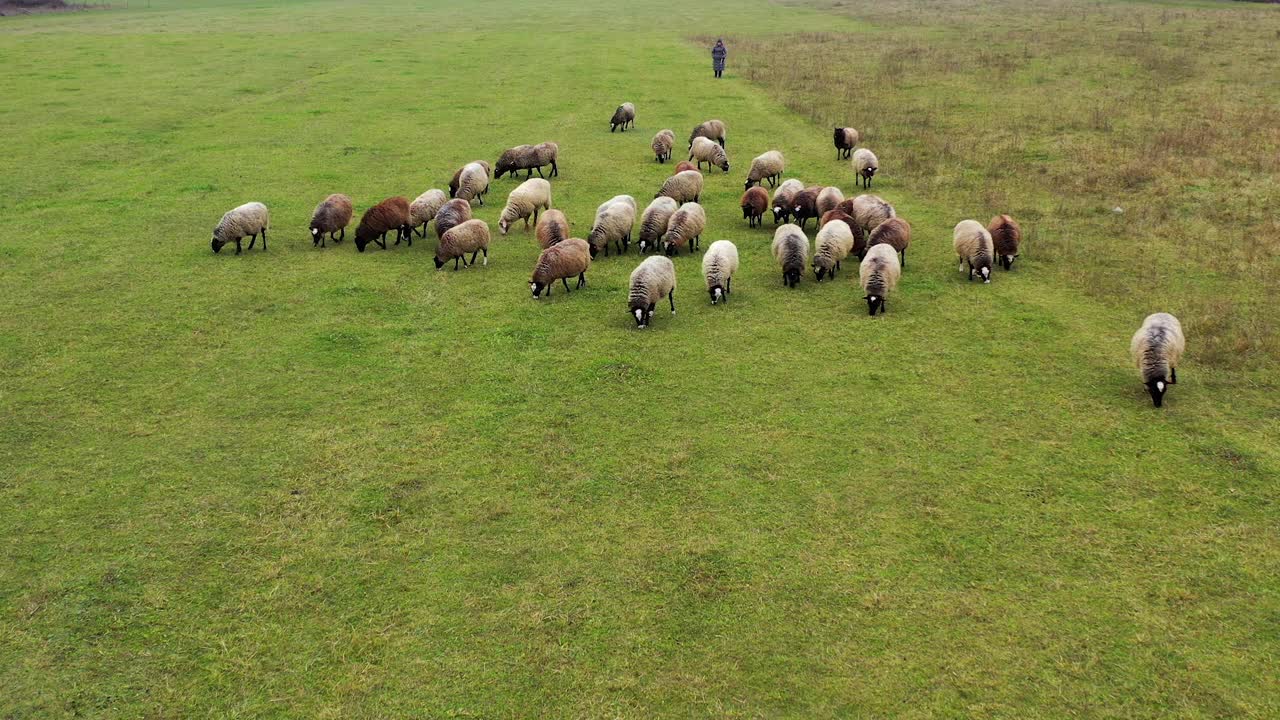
top-left (2, 0), bottom-right (1278, 716)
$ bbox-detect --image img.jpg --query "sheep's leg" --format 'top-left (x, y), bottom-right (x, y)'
top-left (562, 277), bottom-right (571, 293)
top-left (261, 228), bottom-right (268, 251)
top-left (726, 277), bottom-right (731, 296)
top-left (235, 238), bottom-right (243, 255)
top-left (551, 161), bottom-right (558, 177)
top-left (338, 228), bottom-right (345, 242)
top-left (577, 272), bottom-right (586, 288)
top-left (901, 249), bottom-right (905, 269)
top-left (470, 250), bottom-right (479, 266)
top-left (668, 290), bottom-right (676, 315)
top-left (454, 257), bottom-right (461, 270)
top-left (1170, 367), bottom-right (1177, 384)
top-left (535, 166), bottom-right (544, 178)
top-left (404, 227), bottom-right (412, 246)
top-left (248, 233), bottom-right (257, 250)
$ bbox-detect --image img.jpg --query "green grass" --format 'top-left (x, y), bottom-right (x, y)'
top-left (2, 0), bottom-right (1279, 717)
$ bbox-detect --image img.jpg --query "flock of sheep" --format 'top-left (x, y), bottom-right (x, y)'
top-left (206, 104), bottom-right (1185, 408)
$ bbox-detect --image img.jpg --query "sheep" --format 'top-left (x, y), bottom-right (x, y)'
top-left (689, 136), bottom-right (730, 173)
top-left (628, 255), bottom-right (677, 328)
top-left (702, 240), bottom-right (739, 304)
top-left (833, 127), bottom-right (859, 159)
top-left (494, 142), bottom-right (559, 179)
top-left (772, 224), bottom-right (808, 288)
top-left (1130, 312), bottom-right (1186, 407)
top-left (771, 178), bottom-right (804, 224)
top-left (819, 209), bottom-right (867, 259)
top-left (656, 170), bottom-right (703, 204)
top-left (844, 194), bottom-right (896, 238)
top-left (868, 216), bottom-right (911, 268)
top-left (498, 178), bottom-right (552, 235)
top-left (741, 186), bottom-right (768, 228)
top-left (688, 119), bottom-right (726, 148)
top-left (816, 186), bottom-right (845, 216)
top-left (953, 219), bottom-right (994, 283)
top-left (639, 197), bottom-right (679, 254)
top-left (652, 129), bottom-right (675, 163)
top-left (308, 194), bottom-right (351, 248)
top-left (535, 209), bottom-right (570, 250)
top-left (852, 148), bottom-right (879, 188)
top-left (211, 201), bottom-right (269, 255)
top-left (661, 202), bottom-right (706, 256)
top-left (744, 150), bottom-right (785, 190)
top-left (610, 102), bottom-right (636, 132)
top-left (597, 195), bottom-right (637, 214)
top-left (354, 197), bottom-right (410, 253)
top-left (530, 237), bottom-right (591, 299)
top-left (674, 160), bottom-right (699, 174)
top-left (450, 161), bottom-right (491, 205)
top-left (587, 198), bottom-right (636, 258)
top-left (434, 198), bottom-right (473, 241)
top-left (859, 243), bottom-right (901, 316)
top-left (791, 186), bottom-right (823, 229)
top-left (434, 219), bottom-right (490, 270)
top-left (988, 214), bottom-right (1023, 270)
top-left (408, 189), bottom-right (447, 239)
top-left (813, 220), bottom-right (854, 281)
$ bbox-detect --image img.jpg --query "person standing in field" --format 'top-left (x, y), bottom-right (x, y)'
top-left (711, 38), bottom-right (727, 78)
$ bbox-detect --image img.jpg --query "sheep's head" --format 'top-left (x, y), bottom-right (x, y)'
top-left (210, 234), bottom-right (224, 253)
top-left (530, 280), bottom-right (545, 299)
top-left (1002, 254), bottom-right (1017, 270)
top-left (1146, 379), bottom-right (1167, 408)
top-left (499, 218), bottom-right (511, 235)
top-left (433, 255), bottom-right (446, 269)
top-left (709, 285), bottom-right (724, 305)
top-left (980, 265), bottom-right (991, 283)
top-left (814, 263), bottom-right (829, 282)
top-left (865, 295), bottom-right (884, 316)
top-left (784, 269), bottom-right (801, 288)
top-left (631, 305), bottom-right (647, 329)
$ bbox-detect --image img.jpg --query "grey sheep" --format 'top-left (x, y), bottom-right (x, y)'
top-left (652, 129), bottom-right (675, 163)
top-left (628, 255), bottom-right (677, 328)
top-left (1131, 313), bottom-right (1186, 407)
top-left (859, 243), bottom-right (901, 316)
top-left (212, 201), bottom-right (269, 255)
top-left (610, 102), bottom-right (636, 132)
top-left (309, 194), bottom-right (351, 248)
top-left (662, 202), bottom-right (706, 256)
top-left (772, 223), bottom-right (808, 288)
top-left (656, 170), bottom-right (703, 205)
top-left (530, 237), bottom-right (592, 299)
top-left (639, 197), bottom-right (679, 254)
top-left (953, 219), bottom-right (994, 283)
top-left (435, 219), bottom-right (490, 271)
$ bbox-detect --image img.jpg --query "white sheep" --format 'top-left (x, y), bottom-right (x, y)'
top-left (859, 243), bottom-right (901, 316)
top-left (453, 161), bottom-right (491, 205)
top-left (661, 202), bottom-right (706, 256)
top-left (849, 194), bottom-right (895, 237)
top-left (652, 129), bottom-right (675, 163)
top-left (771, 178), bottom-right (804, 223)
top-left (813, 220), bottom-right (854, 281)
top-left (816, 186), bottom-right (845, 217)
top-left (639, 197), bottom-right (679, 254)
top-left (953, 219), bottom-right (994, 283)
top-left (656, 170), bottom-right (703, 204)
top-left (745, 150), bottom-right (785, 190)
top-left (498, 178), bottom-right (552, 235)
top-left (628, 256), bottom-right (677, 328)
top-left (587, 199), bottom-right (636, 257)
top-left (772, 224), bottom-right (808, 288)
top-left (1131, 313), bottom-right (1186, 407)
top-left (434, 219), bottom-right (491, 270)
top-left (852, 148), bottom-right (879, 189)
top-left (409, 189), bottom-right (447, 238)
top-left (211, 201), bottom-right (269, 254)
top-left (689, 136), bottom-right (730, 173)
top-left (702, 240), bottom-right (739, 304)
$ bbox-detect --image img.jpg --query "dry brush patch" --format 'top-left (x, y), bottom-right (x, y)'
top-left (703, 0), bottom-right (1280, 367)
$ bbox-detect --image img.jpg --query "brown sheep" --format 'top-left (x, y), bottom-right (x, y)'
top-left (868, 216), bottom-right (911, 268)
top-left (674, 160), bottom-right (698, 174)
top-left (833, 127), bottom-right (859, 159)
top-left (530, 238), bottom-right (592, 298)
top-left (354, 197), bottom-right (411, 253)
top-left (988, 214), bottom-right (1023, 270)
top-left (309, 193), bottom-right (352, 248)
top-left (434, 198), bottom-right (473, 241)
top-left (790, 187), bottom-right (823, 229)
top-left (741, 186), bottom-right (768, 228)
top-left (535, 209), bottom-right (570, 250)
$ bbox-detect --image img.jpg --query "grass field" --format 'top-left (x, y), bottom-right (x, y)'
top-left (2, 0), bottom-right (1279, 717)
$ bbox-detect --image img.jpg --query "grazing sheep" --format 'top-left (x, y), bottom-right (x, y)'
top-left (813, 220), bottom-right (855, 281)
top-left (408, 189), bottom-right (447, 239)
top-left (1130, 312), bottom-right (1186, 408)
top-left (656, 170), bottom-right (703, 204)
top-left (771, 178), bottom-right (804, 224)
top-left (689, 136), bottom-right (730, 173)
top-left (859, 243), bottom-right (901, 316)
top-left (674, 160), bottom-right (699, 174)
top-left (791, 186), bottom-right (823, 229)
top-left (953, 219), bottom-right (994, 283)
top-left (451, 161), bottom-right (491, 205)
top-left (498, 178), bottom-right (552, 235)
top-left (868, 216), bottom-right (911, 268)
top-left (988, 214), bottom-right (1023, 270)
top-left (702, 240), bottom-right (739, 304)
top-left (597, 195), bottom-right (637, 214)
top-left (833, 127), bottom-right (859, 159)
top-left (772, 224), bottom-right (808, 288)
top-left (744, 150), bottom-right (785, 190)
top-left (639, 197), bottom-right (679, 254)
top-left (844, 194), bottom-right (896, 238)
top-left (211, 201), bottom-right (269, 255)
top-left (688, 119), bottom-right (726, 148)
top-left (628, 255), bottom-right (677, 328)
top-left (852, 148), bottom-right (879, 188)
top-left (434, 198), bottom-right (473, 241)
top-left (587, 199), bottom-right (636, 258)
top-left (309, 194), bottom-right (351, 248)
top-left (535, 209), bottom-right (570, 250)
top-left (494, 142), bottom-right (559, 179)
top-left (530, 237), bottom-right (591, 299)
top-left (354, 197), bottom-right (410, 253)
top-left (652, 129), bottom-right (675, 163)
top-left (820, 209), bottom-right (867, 259)
top-left (662, 202), bottom-right (706, 256)
top-left (816, 186), bottom-right (845, 216)
top-left (610, 102), bottom-right (636, 132)
top-left (741, 186), bottom-right (768, 228)
top-left (435, 219), bottom-right (491, 270)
